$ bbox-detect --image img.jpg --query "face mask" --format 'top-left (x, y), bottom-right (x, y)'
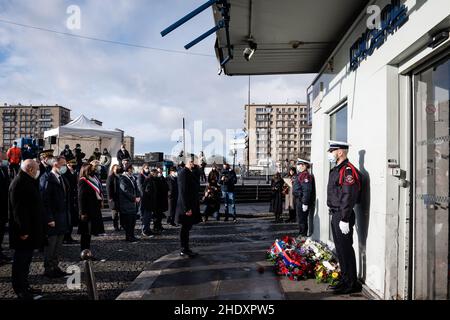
top-left (296, 165), bottom-right (302, 173)
top-left (34, 170), bottom-right (40, 180)
top-left (328, 152), bottom-right (337, 164)
top-left (59, 166), bottom-right (67, 175)
top-left (96, 166), bottom-right (102, 173)
top-left (1, 160), bottom-right (8, 167)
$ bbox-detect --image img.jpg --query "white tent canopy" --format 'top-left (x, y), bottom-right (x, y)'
top-left (44, 115), bottom-right (123, 163)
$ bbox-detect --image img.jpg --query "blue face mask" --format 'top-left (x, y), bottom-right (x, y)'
top-left (1, 160), bottom-right (8, 167)
top-left (59, 166), bottom-right (68, 175)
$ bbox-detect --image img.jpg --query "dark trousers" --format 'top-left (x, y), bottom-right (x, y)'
top-left (180, 222), bottom-right (193, 251)
top-left (122, 215), bottom-right (137, 240)
top-left (0, 220), bottom-right (6, 251)
top-left (168, 201), bottom-right (177, 223)
top-left (80, 233), bottom-right (91, 251)
top-left (296, 200), bottom-right (309, 236)
top-left (288, 208), bottom-right (296, 222)
top-left (141, 209), bottom-right (153, 235)
top-left (9, 163), bottom-right (20, 178)
top-left (44, 235), bottom-right (64, 273)
top-left (153, 211), bottom-right (164, 230)
top-left (12, 248), bottom-right (34, 294)
top-left (331, 210), bottom-right (357, 287)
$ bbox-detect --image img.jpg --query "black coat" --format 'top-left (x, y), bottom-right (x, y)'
top-left (167, 175), bottom-right (178, 217)
top-left (219, 168), bottom-right (238, 192)
top-left (175, 168), bottom-right (201, 225)
top-left (156, 176), bottom-right (169, 213)
top-left (78, 178), bottom-right (105, 235)
top-left (119, 174), bottom-right (139, 215)
top-left (73, 148), bottom-right (85, 166)
top-left (63, 170), bottom-right (79, 227)
top-left (137, 173), bottom-right (157, 212)
top-left (0, 167), bottom-right (10, 223)
top-left (270, 179), bottom-right (284, 215)
top-left (116, 149), bottom-right (131, 163)
top-left (8, 171), bottom-right (45, 250)
top-left (208, 169), bottom-right (220, 184)
top-left (293, 171), bottom-right (316, 206)
top-left (40, 172), bottom-right (71, 236)
top-left (60, 148), bottom-right (75, 161)
top-left (106, 174), bottom-right (120, 211)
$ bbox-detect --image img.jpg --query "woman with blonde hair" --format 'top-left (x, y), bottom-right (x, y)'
top-left (78, 163), bottom-right (105, 252)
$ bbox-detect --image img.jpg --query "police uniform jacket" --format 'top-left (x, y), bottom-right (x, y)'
top-left (327, 159), bottom-right (360, 222)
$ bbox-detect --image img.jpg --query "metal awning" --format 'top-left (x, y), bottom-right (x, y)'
top-left (213, 0), bottom-right (370, 75)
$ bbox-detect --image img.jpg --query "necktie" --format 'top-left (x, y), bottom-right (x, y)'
top-left (59, 176), bottom-right (66, 194)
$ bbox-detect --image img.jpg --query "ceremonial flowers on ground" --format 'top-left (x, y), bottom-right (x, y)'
top-left (267, 236), bottom-right (341, 285)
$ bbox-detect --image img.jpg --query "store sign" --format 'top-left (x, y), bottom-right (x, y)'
top-left (350, 0), bottom-right (409, 71)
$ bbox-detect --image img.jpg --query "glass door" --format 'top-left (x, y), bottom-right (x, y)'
top-left (413, 55), bottom-right (449, 300)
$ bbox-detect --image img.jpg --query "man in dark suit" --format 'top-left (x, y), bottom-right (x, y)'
top-left (0, 161), bottom-right (11, 264)
top-left (40, 156), bottom-right (71, 278)
top-left (9, 159), bottom-right (45, 300)
top-left (117, 144), bottom-right (131, 168)
top-left (176, 159), bottom-right (201, 257)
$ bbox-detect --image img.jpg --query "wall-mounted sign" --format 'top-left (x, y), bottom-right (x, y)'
top-left (350, 0), bottom-right (409, 71)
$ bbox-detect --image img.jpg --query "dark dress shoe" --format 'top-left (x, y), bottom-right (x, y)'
top-left (328, 281), bottom-right (345, 291)
top-left (16, 292), bottom-right (35, 300)
top-left (180, 249), bottom-right (198, 258)
top-left (333, 284), bottom-right (362, 295)
top-left (27, 287), bottom-right (43, 295)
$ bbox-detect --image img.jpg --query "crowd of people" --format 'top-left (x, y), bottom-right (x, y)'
top-left (0, 142), bottom-right (241, 300)
top-left (1, 138), bottom-right (363, 298)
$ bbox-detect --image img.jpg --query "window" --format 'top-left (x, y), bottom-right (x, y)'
top-left (330, 104), bottom-right (348, 142)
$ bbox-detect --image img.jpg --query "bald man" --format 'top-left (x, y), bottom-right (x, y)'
top-left (9, 159), bottom-right (45, 300)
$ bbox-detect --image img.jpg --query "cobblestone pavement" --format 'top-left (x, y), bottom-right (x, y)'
top-left (0, 204), bottom-right (300, 300)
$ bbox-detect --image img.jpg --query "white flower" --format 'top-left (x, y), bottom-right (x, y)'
top-left (323, 261), bottom-right (335, 271)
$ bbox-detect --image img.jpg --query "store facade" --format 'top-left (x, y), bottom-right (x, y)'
top-left (211, 0), bottom-right (449, 299)
top-left (307, 0), bottom-right (449, 299)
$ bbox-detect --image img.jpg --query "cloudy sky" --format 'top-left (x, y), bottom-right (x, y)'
top-left (0, 0), bottom-right (315, 158)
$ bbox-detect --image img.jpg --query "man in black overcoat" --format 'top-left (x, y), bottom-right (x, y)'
top-left (175, 159), bottom-right (201, 257)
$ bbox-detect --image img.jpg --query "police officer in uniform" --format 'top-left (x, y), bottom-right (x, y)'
top-left (38, 150), bottom-right (54, 179)
top-left (326, 140), bottom-right (362, 294)
top-left (293, 159), bottom-right (316, 237)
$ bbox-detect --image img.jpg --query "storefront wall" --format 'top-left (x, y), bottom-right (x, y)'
top-left (310, 0), bottom-right (450, 299)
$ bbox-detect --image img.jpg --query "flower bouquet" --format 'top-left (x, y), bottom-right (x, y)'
top-left (266, 235), bottom-right (341, 284)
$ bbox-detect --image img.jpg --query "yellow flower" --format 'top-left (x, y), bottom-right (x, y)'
top-left (332, 272), bottom-right (338, 279)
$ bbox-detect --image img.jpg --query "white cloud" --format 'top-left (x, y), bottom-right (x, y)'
top-left (0, 0), bottom-right (315, 156)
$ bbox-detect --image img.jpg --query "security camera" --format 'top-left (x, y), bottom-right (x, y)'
top-left (243, 40), bottom-right (257, 61)
top-left (243, 47), bottom-right (255, 61)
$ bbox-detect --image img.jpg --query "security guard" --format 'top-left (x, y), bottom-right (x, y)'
top-left (326, 140), bottom-right (362, 294)
top-left (293, 159), bottom-right (316, 237)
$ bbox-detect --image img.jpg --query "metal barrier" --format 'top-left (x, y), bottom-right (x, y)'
top-left (81, 249), bottom-right (99, 300)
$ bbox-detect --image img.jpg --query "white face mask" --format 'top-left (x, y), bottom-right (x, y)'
top-left (34, 170), bottom-right (40, 179)
top-left (328, 152), bottom-right (337, 164)
top-left (296, 165), bottom-right (302, 173)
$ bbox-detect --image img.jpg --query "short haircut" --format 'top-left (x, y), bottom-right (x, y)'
top-left (124, 163), bottom-right (133, 172)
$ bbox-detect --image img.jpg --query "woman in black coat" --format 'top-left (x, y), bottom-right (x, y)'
top-left (106, 164), bottom-right (121, 231)
top-left (78, 163), bottom-right (105, 252)
top-left (270, 172), bottom-right (284, 223)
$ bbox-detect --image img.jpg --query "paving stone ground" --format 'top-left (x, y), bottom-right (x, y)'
top-left (0, 203), bottom-right (368, 300)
